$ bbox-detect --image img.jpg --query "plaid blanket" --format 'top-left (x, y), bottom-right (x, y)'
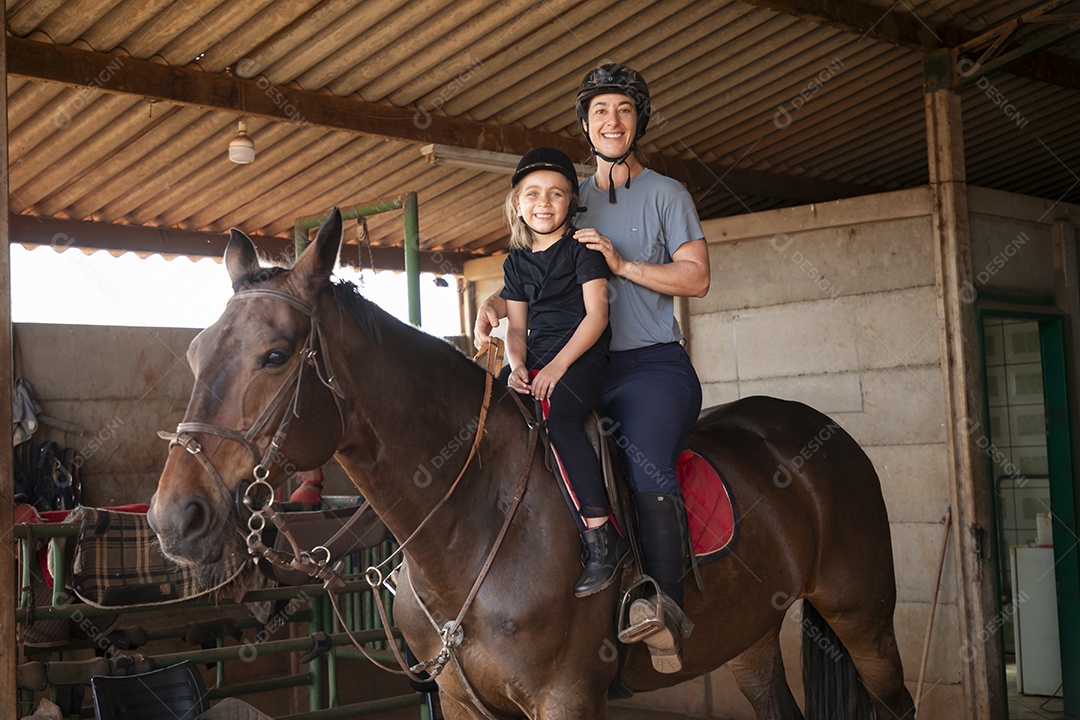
top-left (68, 508), bottom-right (248, 609)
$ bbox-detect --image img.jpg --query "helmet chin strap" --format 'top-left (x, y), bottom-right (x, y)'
top-left (587, 128), bottom-right (636, 204)
top-left (519, 208), bottom-right (573, 239)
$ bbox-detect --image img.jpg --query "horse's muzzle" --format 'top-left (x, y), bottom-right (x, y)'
top-left (147, 490), bottom-right (223, 565)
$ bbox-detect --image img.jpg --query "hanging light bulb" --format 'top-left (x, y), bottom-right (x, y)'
top-left (229, 118), bottom-right (255, 164)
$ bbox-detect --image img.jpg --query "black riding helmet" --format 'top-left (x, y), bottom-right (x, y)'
top-left (575, 63), bottom-right (651, 204)
top-left (511, 146), bottom-right (580, 234)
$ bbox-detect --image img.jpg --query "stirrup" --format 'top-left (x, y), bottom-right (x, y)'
top-left (617, 575), bottom-right (665, 644)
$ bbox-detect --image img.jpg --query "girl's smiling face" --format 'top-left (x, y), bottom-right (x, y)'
top-left (584, 93), bottom-right (638, 158)
top-left (515, 170), bottom-right (572, 240)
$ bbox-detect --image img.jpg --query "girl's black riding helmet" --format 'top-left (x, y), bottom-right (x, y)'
top-left (512, 146), bottom-right (581, 229)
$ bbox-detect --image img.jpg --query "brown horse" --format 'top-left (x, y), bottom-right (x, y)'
top-left (149, 209), bottom-right (915, 720)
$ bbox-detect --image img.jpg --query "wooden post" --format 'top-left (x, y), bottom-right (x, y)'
top-left (0, 24), bottom-right (15, 718)
top-left (924, 55), bottom-right (1007, 720)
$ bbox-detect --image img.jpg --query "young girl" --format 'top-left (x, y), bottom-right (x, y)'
top-left (501, 146), bottom-right (630, 597)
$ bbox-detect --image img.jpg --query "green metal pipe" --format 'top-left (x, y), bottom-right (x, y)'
top-left (19, 529), bottom-right (32, 613)
top-left (279, 693), bottom-right (424, 720)
top-left (23, 614), bottom-right (311, 657)
top-left (325, 593), bottom-right (338, 709)
top-left (137, 626), bottom-right (399, 669)
top-left (329, 648), bottom-right (399, 664)
top-left (205, 673), bottom-right (312, 700)
top-left (327, 639), bottom-right (338, 708)
top-left (403, 191), bottom-right (421, 326)
top-left (142, 627), bottom-right (398, 667)
top-left (344, 555), bottom-right (354, 633)
top-left (16, 580), bottom-right (373, 622)
top-left (293, 199), bottom-right (405, 249)
top-left (216, 637), bottom-right (225, 688)
top-left (13, 523), bottom-right (78, 539)
top-left (49, 537), bottom-right (67, 608)
top-left (309, 598), bottom-right (323, 711)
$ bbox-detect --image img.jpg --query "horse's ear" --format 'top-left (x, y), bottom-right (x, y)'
top-left (293, 207), bottom-right (342, 297)
top-left (225, 228), bottom-right (259, 288)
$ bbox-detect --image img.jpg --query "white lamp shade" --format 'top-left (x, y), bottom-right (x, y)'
top-left (229, 132), bottom-right (255, 164)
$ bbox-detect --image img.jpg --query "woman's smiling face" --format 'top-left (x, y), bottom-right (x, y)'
top-left (584, 93), bottom-right (638, 158)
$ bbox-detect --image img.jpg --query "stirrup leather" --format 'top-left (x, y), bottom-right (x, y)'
top-left (617, 575), bottom-right (665, 644)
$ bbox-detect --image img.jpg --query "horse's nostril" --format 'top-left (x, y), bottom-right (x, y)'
top-left (179, 495), bottom-right (212, 540)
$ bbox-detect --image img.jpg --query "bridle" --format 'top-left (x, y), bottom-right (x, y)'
top-left (159, 285), bottom-right (539, 720)
top-left (158, 287), bottom-right (346, 549)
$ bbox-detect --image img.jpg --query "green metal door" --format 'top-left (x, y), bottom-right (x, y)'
top-left (1040, 319), bottom-right (1080, 716)
top-left (980, 311), bottom-right (1079, 717)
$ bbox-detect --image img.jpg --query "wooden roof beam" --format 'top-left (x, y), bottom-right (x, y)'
top-left (740, 0), bottom-right (1080, 92)
top-left (7, 37), bottom-right (875, 204)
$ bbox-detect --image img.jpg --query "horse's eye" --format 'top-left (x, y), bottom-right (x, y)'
top-left (264, 350), bottom-right (289, 368)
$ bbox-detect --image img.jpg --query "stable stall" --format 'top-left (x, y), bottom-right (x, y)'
top-left (3, 2), bottom-right (1080, 719)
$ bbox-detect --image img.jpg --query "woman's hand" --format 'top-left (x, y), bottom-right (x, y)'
top-left (507, 366), bottom-right (532, 395)
top-left (574, 228), bottom-right (626, 277)
top-left (530, 363), bottom-right (566, 400)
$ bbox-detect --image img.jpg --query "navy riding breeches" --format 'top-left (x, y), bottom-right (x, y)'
top-left (602, 342), bottom-right (701, 495)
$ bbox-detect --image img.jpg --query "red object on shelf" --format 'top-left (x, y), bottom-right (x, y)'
top-left (291, 468), bottom-right (324, 506)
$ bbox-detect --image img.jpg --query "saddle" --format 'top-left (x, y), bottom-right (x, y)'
top-left (533, 406), bottom-right (738, 691)
top-left (537, 407), bottom-right (739, 569)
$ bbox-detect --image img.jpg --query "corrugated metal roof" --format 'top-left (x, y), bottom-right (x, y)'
top-left (6, 0), bottom-right (1080, 258)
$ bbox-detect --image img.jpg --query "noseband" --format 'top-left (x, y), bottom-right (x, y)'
top-left (159, 288), bottom-right (346, 534)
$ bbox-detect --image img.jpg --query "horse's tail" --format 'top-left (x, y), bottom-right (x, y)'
top-left (801, 600), bottom-right (876, 720)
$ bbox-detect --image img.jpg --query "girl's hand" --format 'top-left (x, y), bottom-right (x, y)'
top-left (574, 227), bottom-right (626, 276)
top-left (531, 364), bottom-right (565, 400)
top-left (508, 366), bottom-right (532, 395)
top-left (473, 296), bottom-right (502, 349)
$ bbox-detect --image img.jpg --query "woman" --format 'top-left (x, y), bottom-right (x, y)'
top-left (475, 64), bottom-right (709, 673)
top-left (501, 146), bottom-right (630, 598)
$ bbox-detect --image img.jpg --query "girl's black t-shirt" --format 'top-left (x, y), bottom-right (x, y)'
top-left (501, 231), bottom-right (611, 369)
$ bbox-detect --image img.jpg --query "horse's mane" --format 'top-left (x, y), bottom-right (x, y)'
top-left (328, 279), bottom-right (384, 344)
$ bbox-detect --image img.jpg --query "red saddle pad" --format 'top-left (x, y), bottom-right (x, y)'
top-left (677, 449), bottom-right (737, 560)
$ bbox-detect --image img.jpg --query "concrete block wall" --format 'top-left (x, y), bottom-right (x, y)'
top-left (14, 321), bottom-right (367, 506)
top-left (615, 187), bottom-right (965, 718)
top-left (967, 185), bottom-right (1079, 303)
top-left (15, 323), bottom-right (199, 507)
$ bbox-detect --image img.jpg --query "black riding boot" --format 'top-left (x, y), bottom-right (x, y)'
top-left (629, 492), bottom-right (694, 673)
top-left (634, 492), bottom-right (689, 607)
top-left (574, 521), bottom-right (631, 597)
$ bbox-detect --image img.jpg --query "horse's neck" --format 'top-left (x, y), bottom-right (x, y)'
top-left (326, 299), bottom-right (519, 587)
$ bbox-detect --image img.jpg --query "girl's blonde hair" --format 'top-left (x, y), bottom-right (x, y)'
top-left (503, 174), bottom-right (577, 252)
top-left (504, 189), bottom-right (533, 251)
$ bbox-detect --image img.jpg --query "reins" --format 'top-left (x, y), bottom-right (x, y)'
top-left (160, 284), bottom-right (540, 719)
top-left (328, 339), bottom-right (540, 719)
